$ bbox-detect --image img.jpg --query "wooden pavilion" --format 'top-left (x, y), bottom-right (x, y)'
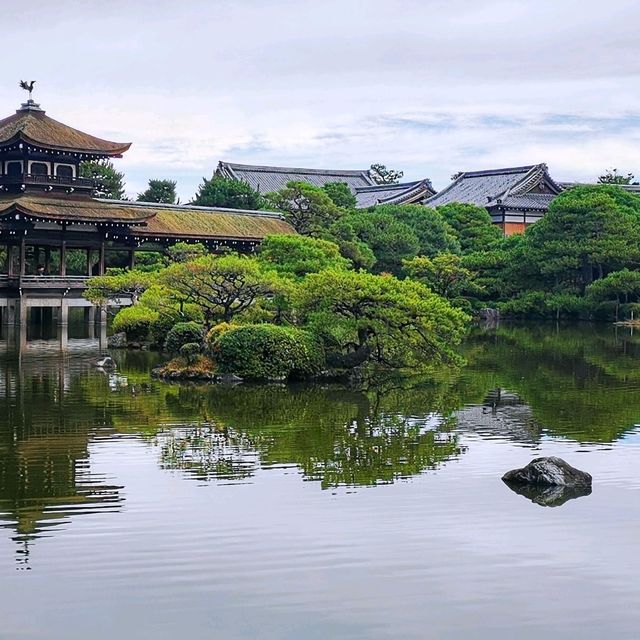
top-left (0, 95), bottom-right (293, 331)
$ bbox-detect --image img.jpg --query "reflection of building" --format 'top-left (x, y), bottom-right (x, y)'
top-left (424, 164), bottom-right (563, 235)
top-left (0, 356), bottom-right (122, 567)
top-left (216, 161), bottom-right (436, 208)
top-left (0, 94), bottom-right (294, 333)
top-left (455, 388), bottom-right (541, 443)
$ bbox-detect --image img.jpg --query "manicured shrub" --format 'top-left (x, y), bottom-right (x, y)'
top-left (179, 342), bottom-right (202, 365)
top-left (213, 324), bottom-right (325, 380)
top-left (112, 305), bottom-right (159, 342)
top-left (164, 321), bottom-right (205, 354)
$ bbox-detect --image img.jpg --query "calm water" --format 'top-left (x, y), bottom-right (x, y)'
top-left (0, 324), bottom-right (639, 639)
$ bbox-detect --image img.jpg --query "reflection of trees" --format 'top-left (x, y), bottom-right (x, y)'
top-left (0, 356), bottom-right (123, 567)
top-left (151, 385), bottom-right (465, 488)
top-left (157, 424), bottom-right (259, 481)
top-left (462, 324), bottom-right (640, 442)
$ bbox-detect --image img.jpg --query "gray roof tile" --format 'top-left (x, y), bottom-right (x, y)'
top-left (217, 161), bottom-right (374, 194)
top-left (425, 164), bottom-right (563, 212)
top-left (354, 179), bottom-right (435, 208)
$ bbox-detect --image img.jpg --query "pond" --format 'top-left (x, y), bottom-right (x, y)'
top-left (0, 324), bottom-right (639, 639)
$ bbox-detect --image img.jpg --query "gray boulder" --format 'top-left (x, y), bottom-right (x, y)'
top-left (107, 332), bottom-right (127, 348)
top-left (502, 456), bottom-right (592, 488)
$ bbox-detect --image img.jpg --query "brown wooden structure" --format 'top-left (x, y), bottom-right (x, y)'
top-left (0, 96), bottom-right (294, 332)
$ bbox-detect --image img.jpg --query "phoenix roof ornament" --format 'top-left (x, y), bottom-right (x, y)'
top-left (19, 80), bottom-right (36, 101)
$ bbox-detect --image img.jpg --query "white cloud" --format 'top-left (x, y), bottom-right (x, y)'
top-left (5, 0), bottom-right (640, 199)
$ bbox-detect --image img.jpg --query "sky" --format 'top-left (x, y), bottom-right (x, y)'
top-left (3, 0), bottom-right (640, 201)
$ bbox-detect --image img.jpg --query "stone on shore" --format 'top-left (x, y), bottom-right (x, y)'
top-left (502, 456), bottom-right (592, 487)
top-left (107, 332), bottom-right (127, 348)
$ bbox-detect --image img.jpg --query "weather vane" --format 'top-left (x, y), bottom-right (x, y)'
top-left (19, 80), bottom-right (36, 101)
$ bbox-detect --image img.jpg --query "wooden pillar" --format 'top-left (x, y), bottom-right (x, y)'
top-left (16, 298), bottom-right (27, 327)
top-left (98, 305), bottom-right (108, 352)
top-left (19, 238), bottom-right (26, 277)
top-left (99, 241), bottom-right (106, 275)
top-left (59, 300), bottom-right (69, 326)
top-left (60, 241), bottom-right (66, 277)
top-left (86, 249), bottom-right (91, 276)
top-left (8, 245), bottom-right (14, 277)
top-left (44, 246), bottom-right (51, 275)
top-left (128, 249), bottom-right (135, 270)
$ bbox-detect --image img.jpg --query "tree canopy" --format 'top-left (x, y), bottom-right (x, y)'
top-left (138, 179), bottom-right (178, 204)
top-left (264, 181), bottom-right (343, 236)
top-left (80, 160), bottom-right (126, 200)
top-left (191, 175), bottom-right (263, 210)
top-left (369, 163), bottom-right (404, 185)
top-left (322, 182), bottom-right (357, 209)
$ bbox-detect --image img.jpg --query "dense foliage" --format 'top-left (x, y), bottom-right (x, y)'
top-left (213, 324), bottom-right (325, 380)
top-left (191, 175), bottom-right (264, 209)
top-left (164, 322), bottom-right (205, 354)
top-left (80, 160), bottom-right (126, 200)
top-left (137, 179), bottom-right (178, 204)
top-left (86, 176), bottom-right (640, 381)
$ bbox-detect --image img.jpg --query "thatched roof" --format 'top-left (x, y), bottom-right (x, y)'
top-left (129, 202), bottom-right (295, 241)
top-left (0, 195), bottom-right (152, 224)
top-left (0, 196), bottom-right (295, 240)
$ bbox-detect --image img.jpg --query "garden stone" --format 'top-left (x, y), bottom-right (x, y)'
top-left (502, 456), bottom-right (592, 487)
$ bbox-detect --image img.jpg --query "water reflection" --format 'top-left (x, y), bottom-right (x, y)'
top-left (503, 480), bottom-right (593, 507)
top-left (1, 323), bottom-right (640, 565)
top-left (457, 323), bottom-right (640, 443)
top-left (0, 355), bottom-right (124, 567)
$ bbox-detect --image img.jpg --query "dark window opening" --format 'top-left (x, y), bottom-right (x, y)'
top-left (56, 165), bottom-right (73, 179)
top-left (7, 162), bottom-right (22, 177)
top-left (30, 163), bottom-right (48, 176)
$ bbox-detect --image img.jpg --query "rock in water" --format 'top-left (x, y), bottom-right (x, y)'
top-left (502, 456), bottom-right (592, 487)
top-left (95, 356), bottom-right (117, 370)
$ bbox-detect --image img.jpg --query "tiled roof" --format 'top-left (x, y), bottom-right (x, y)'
top-left (217, 161), bottom-right (374, 194)
top-left (425, 164), bottom-right (562, 210)
top-left (354, 179), bottom-right (435, 208)
top-left (0, 104), bottom-right (131, 156)
top-left (497, 194), bottom-right (557, 211)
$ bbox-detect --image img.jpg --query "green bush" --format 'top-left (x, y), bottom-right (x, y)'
top-left (164, 321), bottom-right (205, 354)
top-left (213, 324), bottom-right (325, 380)
top-left (112, 305), bottom-right (159, 342)
top-left (179, 342), bottom-right (202, 365)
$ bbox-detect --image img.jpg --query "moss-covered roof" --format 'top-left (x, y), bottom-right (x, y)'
top-left (0, 195), bottom-right (296, 240)
top-left (0, 195), bottom-right (153, 224)
top-left (0, 105), bottom-right (131, 156)
top-left (131, 202), bottom-right (295, 241)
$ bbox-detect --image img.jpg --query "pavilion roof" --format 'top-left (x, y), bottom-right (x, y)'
top-left (0, 195), bottom-right (153, 224)
top-left (127, 201), bottom-right (295, 241)
top-left (425, 164), bottom-right (563, 209)
top-left (0, 195), bottom-right (295, 240)
top-left (0, 103), bottom-right (131, 156)
top-left (216, 161), bottom-right (375, 194)
top-left (354, 179), bottom-right (435, 208)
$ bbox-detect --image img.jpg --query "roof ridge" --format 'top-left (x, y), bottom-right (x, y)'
top-left (219, 161), bottom-right (371, 178)
top-left (355, 180), bottom-right (423, 193)
top-left (98, 198), bottom-right (285, 219)
top-left (461, 164), bottom-right (538, 178)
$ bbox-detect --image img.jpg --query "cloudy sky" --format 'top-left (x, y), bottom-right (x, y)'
top-left (4, 0), bottom-right (640, 199)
